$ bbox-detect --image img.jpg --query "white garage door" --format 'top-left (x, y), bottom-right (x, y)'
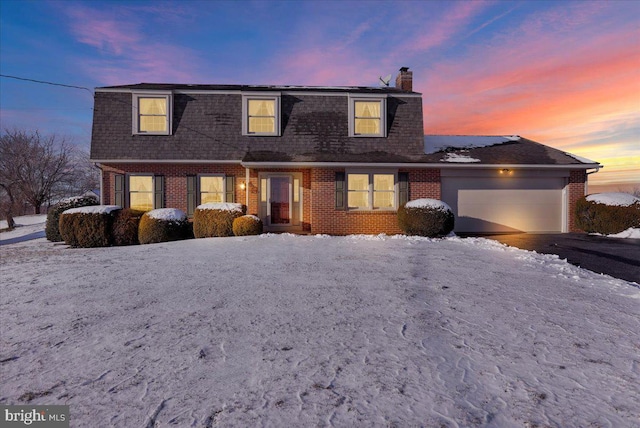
top-left (441, 176), bottom-right (565, 233)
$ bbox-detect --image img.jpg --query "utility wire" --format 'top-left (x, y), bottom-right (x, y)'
top-left (0, 74), bottom-right (93, 94)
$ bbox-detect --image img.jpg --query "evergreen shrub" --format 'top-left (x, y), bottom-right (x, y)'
top-left (193, 203), bottom-right (245, 238)
top-left (138, 208), bottom-right (190, 245)
top-left (112, 209), bottom-right (145, 246)
top-left (398, 199), bottom-right (455, 237)
top-left (45, 195), bottom-right (99, 242)
top-left (575, 196), bottom-right (640, 234)
top-left (232, 215), bottom-right (263, 236)
top-left (59, 207), bottom-right (119, 248)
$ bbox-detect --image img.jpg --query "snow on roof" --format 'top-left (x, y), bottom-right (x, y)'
top-left (63, 205), bottom-right (121, 215)
top-left (424, 135), bottom-right (520, 154)
top-left (564, 152), bottom-right (598, 164)
top-left (146, 208), bottom-right (187, 222)
top-left (441, 153), bottom-right (481, 163)
top-left (405, 198), bottom-right (452, 212)
top-left (586, 193), bottom-right (640, 207)
top-left (197, 202), bottom-right (243, 212)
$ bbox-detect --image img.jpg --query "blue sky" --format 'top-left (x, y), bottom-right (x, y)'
top-left (1, 0), bottom-right (638, 188)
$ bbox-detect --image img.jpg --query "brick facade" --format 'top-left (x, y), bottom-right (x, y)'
top-left (100, 163), bottom-right (444, 235)
top-left (568, 169), bottom-right (587, 232)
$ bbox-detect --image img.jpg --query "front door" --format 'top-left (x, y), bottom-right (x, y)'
top-left (268, 176), bottom-right (291, 225)
top-left (259, 173), bottom-right (302, 230)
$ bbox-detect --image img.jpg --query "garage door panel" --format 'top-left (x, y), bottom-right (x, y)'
top-left (442, 177), bottom-right (564, 233)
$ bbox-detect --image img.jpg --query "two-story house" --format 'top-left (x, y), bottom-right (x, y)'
top-left (90, 68), bottom-right (600, 234)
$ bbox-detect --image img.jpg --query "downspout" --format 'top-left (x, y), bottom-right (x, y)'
top-left (94, 163), bottom-right (104, 205)
top-left (245, 167), bottom-right (250, 208)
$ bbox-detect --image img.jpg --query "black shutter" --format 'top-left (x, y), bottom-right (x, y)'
top-left (114, 174), bottom-right (125, 207)
top-left (187, 175), bottom-right (197, 216)
top-left (154, 175), bottom-right (165, 209)
top-left (225, 176), bottom-right (235, 203)
top-left (335, 172), bottom-right (346, 210)
top-left (398, 172), bottom-right (409, 206)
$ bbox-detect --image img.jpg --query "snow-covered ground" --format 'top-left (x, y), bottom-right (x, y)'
top-left (0, 214), bottom-right (47, 246)
top-left (1, 228), bottom-right (639, 426)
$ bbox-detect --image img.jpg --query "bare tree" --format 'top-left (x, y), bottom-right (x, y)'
top-left (0, 129), bottom-right (83, 219)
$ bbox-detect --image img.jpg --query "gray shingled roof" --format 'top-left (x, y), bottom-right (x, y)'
top-left (90, 89), bottom-right (425, 162)
top-left (90, 85), bottom-right (599, 167)
top-left (423, 135), bottom-right (599, 166)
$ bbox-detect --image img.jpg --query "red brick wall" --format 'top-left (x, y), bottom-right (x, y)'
top-left (100, 163), bottom-right (247, 213)
top-left (568, 169), bottom-right (587, 232)
top-left (100, 163), bottom-right (440, 235)
top-left (309, 168), bottom-right (441, 235)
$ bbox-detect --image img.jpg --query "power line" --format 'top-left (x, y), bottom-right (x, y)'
top-left (0, 74), bottom-right (93, 94)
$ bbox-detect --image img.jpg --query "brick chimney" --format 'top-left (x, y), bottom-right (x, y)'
top-left (395, 67), bottom-right (413, 91)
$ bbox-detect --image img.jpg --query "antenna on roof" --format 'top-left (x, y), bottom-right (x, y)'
top-left (378, 74), bottom-right (392, 87)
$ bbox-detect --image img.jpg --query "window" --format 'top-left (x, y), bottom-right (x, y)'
top-left (133, 93), bottom-right (172, 135)
top-left (347, 172), bottom-right (396, 210)
top-left (186, 175), bottom-right (234, 217)
top-left (242, 93), bottom-right (281, 136)
top-left (349, 96), bottom-right (386, 137)
top-left (199, 175), bottom-right (224, 204)
top-left (129, 175), bottom-right (154, 211)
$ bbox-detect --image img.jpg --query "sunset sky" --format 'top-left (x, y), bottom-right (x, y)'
top-left (1, 0), bottom-right (638, 190)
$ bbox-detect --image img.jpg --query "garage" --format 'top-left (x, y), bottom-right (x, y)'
top-left (441, 171), bottom-right (567, 233)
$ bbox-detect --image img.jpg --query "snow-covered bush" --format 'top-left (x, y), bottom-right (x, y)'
top-left (397, 198), bottom-right (454, 237)
top-left (232, 215), bottom-right (263, 236)
top-left (138, 208), bottom-right (191, 245)
top-left (45, 195), bottom-right (99, 242)
top-left (575, 193), bottom-right (640, 234)
top-left (112, 209), bottom-right (146, 246)
top-left (193, 203), bottom-right (245, 238)
top-left (59, 205), bottom-right (121, 248)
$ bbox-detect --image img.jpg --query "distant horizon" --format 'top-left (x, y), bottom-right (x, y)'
top-left (1, 0), bottom-right (637, 189)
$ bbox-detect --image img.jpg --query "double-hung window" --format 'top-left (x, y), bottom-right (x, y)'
top-left (128, 175), bottom-right (155, 211)
top-left (242, 93), bottom-right (281, 136)
top-left (347, 172), bottom-right (396, 210)
top-left (133, 93), bottom-right (172, 135)
top-left (348, 95), bottom-right (387, 137)
top-left (199, 175), bottom-right (225, 204)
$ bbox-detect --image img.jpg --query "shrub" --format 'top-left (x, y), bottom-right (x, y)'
top-left (59, 206), bottom-right (120, 248)
top-left (112, 209), bottom-right (145, 246)
top-left (193, 203), bottom-right (245, 238)
top-left (398, 199), bottom-right (455, 237)
top-left (46, 195), bottom-right (99, 242)
top-left (138, 208), bottom-right (190, 245)
top-left (233, 215), bottom-right (263, 236)
top-left (575, 195), bottom-right (640, 234)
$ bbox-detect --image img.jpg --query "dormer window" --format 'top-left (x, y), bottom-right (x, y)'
top-left (348, 95), bottom-right (387, 137)
top-left (133, 93), bottom-right (172, 135)
top-left (242, 93), bottom-right (281, 136)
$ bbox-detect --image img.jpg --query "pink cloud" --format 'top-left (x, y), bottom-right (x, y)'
top-left (409, 1), bottom-right (488, 52)
top-left (63, 5), bottom-right (206, 85)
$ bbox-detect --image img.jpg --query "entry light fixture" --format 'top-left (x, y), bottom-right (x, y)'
top-left (239, 181), bottom-right (246, 190)
top-left (499, 169), bottom-right (513, 175)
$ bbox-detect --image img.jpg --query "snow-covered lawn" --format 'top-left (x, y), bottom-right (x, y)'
top-left (1, 231), bottom-right (639, 426)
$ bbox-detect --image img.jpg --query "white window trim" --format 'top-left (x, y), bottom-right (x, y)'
top-left (346, 170), bottom-right (398, 211)
top-left (242, 92), bottom-right (281, 136)
top-left (348, 94), bottom-right (387, 137)
top-left (132, 92), bottom-right (173, 135)
top-left (197, 174), bottom-right (227, 204)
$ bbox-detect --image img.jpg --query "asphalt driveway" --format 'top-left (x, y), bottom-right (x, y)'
top-left (475, 233), bottom-right (640, 284)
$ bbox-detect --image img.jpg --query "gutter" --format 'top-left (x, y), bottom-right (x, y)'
top-left (240, 161), bottom-right (603, 170)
